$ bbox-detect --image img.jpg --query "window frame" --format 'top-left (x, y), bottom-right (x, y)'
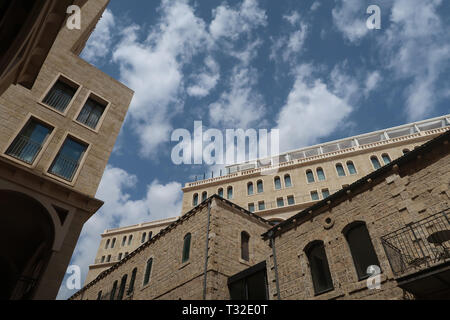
top-left (304, 241), bottom-right (334, 296)
top-left (346, 161), bottom-right (357, 175)
top-left (38, 73), bottom-right (81, 116)
top-left (241, 231), bottom-right (250, 262)
top-left (306, 170), bottom-right (315, 183)
top-left (335, 163), bottom-right (346, 177)
top-left (73, 91), bottom-right (110, 133)
top-left (182, 233), bottom-right (192, 264)
top-left (142, 257), bottom-right (154, 287)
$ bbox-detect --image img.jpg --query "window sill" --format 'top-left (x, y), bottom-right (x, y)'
top-left (179, 261), bottom-right (191, 270)
top-left (313, 287), bottom-right (335, 297)
top-left (73, 119), bottom-right (100, 134)
top-left (38, 101), bottom-right (69, 117)
top-left (238, 258), bottom-right (251, 267)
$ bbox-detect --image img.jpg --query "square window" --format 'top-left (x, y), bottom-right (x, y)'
top-left (43, 78), bottom-right (78, 113)
top-left (287, 196), bottom-right (295, 205)
top-left (311, 191), bottom-right (319, 201)
top-left (76, 95), bottom-right (107, 129)
top-left (258, 201), bottom-right (265, 211)
top-left (49, 137), bottom-right (87, 181)
top-left (277, 198), bottom-right (284, 208)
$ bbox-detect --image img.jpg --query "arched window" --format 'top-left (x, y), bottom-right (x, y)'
top-left (143, 258), bottom-right (153, 286)
top-left (105, 239), bottom-right (110, 249)
top-left (284, 174), bottom-right (292, 187)
top-left (148, 231), bottom-right (152, 240)
top-left (218, 188), bottom-right (224, 198)
top-left (343, 222), bottom-right (380, 280)
top-left (346, 161), bottom-right (357, 175)
top-left (241, 231), bottom-right (250, 261)
top-left (371, 156), bottom-right (381, 169)
top-left (122, 236), bottom-right (127, 246)
top-left (257, 180), bottom-right (264, 193)
top-left (381, 153), bottom-right (391, 165)
top-left (247, 182), bottom-right (254, 195)
top-left (274, 176), bottom-right (281, 190)
top-left (202, 191), bottom-right (208, 202)
top-left (128, 235), bottom-right (133, 246)
top-left (306, 170), bottom-right (315, 183)
top-left (305, 241), bottom-right (334, 295)
top-left (127, 268), bottom-right (138, 295)
top-left (227, 186), bottom-right (233, 199)
top-left (182, 233), bottom-right (191, 263)
top-left (316, 168), bottom-right (326, 181)
top-left (402, 149), bottom-right (410, 155)
top-left (336, 164), bottom-right (346, 177)
top-left (117, 274), bottom-right (128, 300)
top-left (141, 232), bottom-right (146, 243)
top-left (193, 193), bottom-right (199, 206)
top-left (110, 280), bottom-right (118, 300)
top-left (96, 291), bottom-right (102, 300)
top-left (111, 238), bottom-right (116, 248)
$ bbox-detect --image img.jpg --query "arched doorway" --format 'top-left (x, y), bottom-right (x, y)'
top-left (0, 190), bottom-right (55, 300)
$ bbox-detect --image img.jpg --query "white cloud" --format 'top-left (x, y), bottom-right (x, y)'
top-left (276, 65), bottom-right (354, 152)
top-left (332, 0), bottom-right (369, 43)
top-left (310, 2), bottom-right (321, 12)
top-left (187, 56), bottom-right (220, 98)
top-left (364, 71), bottom-right (382, 97)
top-left (81, 9), bottom-right (115, 63)
top-left (57, 166), bottom-right (183, 300)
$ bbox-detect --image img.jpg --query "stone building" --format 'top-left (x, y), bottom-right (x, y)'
top-left (72, 119), bottom-right (449, 300)
top-left (0, 0), bottom-right (133, 300)
top-left (182, 115), bottom-right (450, 224)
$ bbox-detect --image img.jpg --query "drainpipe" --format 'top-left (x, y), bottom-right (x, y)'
top-left (202, 200), bottom-right (212, 300)
top-left (269, 231), bottom-right (281, 300)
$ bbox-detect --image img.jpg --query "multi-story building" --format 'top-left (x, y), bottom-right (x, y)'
top-left (85, 217), bottom-right (179, 285)
top-left (182, 115), bottom-right (450, 223)
top-left (0, 0), bottom-right (133, 300)
top-left (71, 116), bottom-right (450, 300)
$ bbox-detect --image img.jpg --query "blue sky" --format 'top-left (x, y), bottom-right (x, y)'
top-left (57, 0), bottom-right (450, 299)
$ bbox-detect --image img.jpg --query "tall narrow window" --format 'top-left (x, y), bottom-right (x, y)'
top-left (202, 191), bottom-right (208, 202)
top-left (141, 232), bottom-right (147, 243)
top-left (118, 253), bottom-right (122, 261)
top-left (258, 201), bottom-right (265, 211)
top-left (122, 236), bottom-right (127, 246)
top-left (257, 180), bottom-right (264, 193)
top-left (105, 239), bottom-right (110, 249)
top-left (193, 193), bottom-right (199, 206)
top-left (6, 118), bottom-right (52, 164)
top-left (128, 235), bottom-right (133, 246)
top-left (42, 78), bottom-right (78, 113)
top-left (277, 197), bottom-right (284, 208)
top-left (248, 203), bottom-right (255, 213)
top-left (110, 281), bottom-right (118, 300)
top-left (106, 255), bottom-right (111, 262)
top-left (96, 291), bottom-right (102, 300)
top-left (343, 222), bottom-right (380, 280)
top-left (182, 233), bottom-right (191, 263)
top-left (336, 164), bottom-right (346, 177)
top-left (218, 188), bottom-right (224, 198)
top-left (127, 268), bottom-right (138, 295)
top-left (346, 161), bottom-right (357, 175)
top-left (371, 156), bottom-right (381, 170)
top-left (76, 96), bottom-right (106, 129)
top-left (274, 177), bottom-right (282, 190)
top-left (381, 154), bottom-right (391, 165)
top-left (227, 187), bottom-right (233, 200)
top-left (311, 191), bottom-right (319, 201)
top-left (148, 232), bottom-right (152, 240)
top-left (287, 195), bottom-right (295, 205)
top-left (111, 238), bottom-right (116, 248)
top-left (101, 256), bottom-right (105, 263)
top-left (316, 168), bottom-right (326, 181)
top-left (306, 170), bottom-right (315, 183)
top-left (143, 258), bottom-right (153, 286)
top-left (247, 182), bottom-right (254, 195)
top-left (117, 274), bottom-right (128, 300)
top-left (322, 189), bottom-right (330, 199)
top-left (284, 174), bottom-right (292, 187)
top-left (305, 241), bottom-right (334, 295)
top-left (241, 232), bottom-right (250, 261)
top-left (48, 137), bottom-right (87, 181)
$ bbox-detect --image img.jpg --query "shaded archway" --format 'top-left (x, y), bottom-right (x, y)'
top-left (0, 190), bottom-right (55, 300)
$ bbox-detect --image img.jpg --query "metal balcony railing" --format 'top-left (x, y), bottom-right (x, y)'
top-left (381, 209), bottom-right (450, 277)
top-left (49, 154), bottom-right (79, 181)
top-left (6, 135), bottom-right (42, 164)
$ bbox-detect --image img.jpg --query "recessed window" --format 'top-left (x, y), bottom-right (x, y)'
top-left (105, 239), bottom-right (110, 249)
top-left (202, 191), bottom-right (208, 202)
top-left (346, 161), bottom-right (357, 175)
top-left (106, 255), bottom-right (111, 262)
top-left (371, 156), bottom-right (381, 170)
top-left (6, 118), bottom-right (52, 164)
top-left (182, 233), bottom-right (191, 263)
top-left (101, 256), bottom-right (105, 263)
top-left (48, 136), bottom-right (87, 181)
top-left (311, 191), bottom-right (319, 201)
top-left (381, 154), bottom-right (391, 165)
top-left (247, 182), bottom-right (254, 195)
top-left (274, 177), bottom-right (282, 190)
top-left (227, 186), bottom-right (233, 200)
top-left (258, 201), bottom-right (265, 211)
top-left (42, 77), bottom-right (78, 113)
top-left (284, 174), bottom-right (292, 187)
top-left (287, 195), bottom-right (295, 205)
top-left (118, 253), bottom-right (122, 261)
top-left (127, 268), bottom-right (138, 296)
top-left (248, 203), bottom-right (255, 213)
top-left (241, 231), bottom-right (250, 261)
top-left (276, 197), bottom-right (284, 208)
top-left (117, 274), bottom-right (128, 300)
top-left (218, 188), bottom-right (224, 198)
top-left (141, 232), bottom-right (146, 243)
top-left (306, 170), bottom-right (315, 183)
top-left (336, 164), bottom-right (346, 177)
top-left (143, 258), bottom-right (153, 286)
top-left (128, 235), bottom-right (133, 246)
top-left (97, 291), bottom-right (102, 300)
top-left (322, 189), bottom-right (330, 199)
top-left (111, 238), bottom-right (116, 248)
top-left (193, 193), bottom-right (199, 206)
top-left (122, 236), bottom-right (127, 247)
top-left (316, 168), bottom-right (326, 181)
top-left (76, 95), bottom-right (107, 129)
top-left (305, 241), bottom-right (334, 295)
top-left (110, 280), bottom-right (118, 300)
top-left (148, 232), bottom-right (152, 241)
top-left (257, 180), bottom-right (264, 193)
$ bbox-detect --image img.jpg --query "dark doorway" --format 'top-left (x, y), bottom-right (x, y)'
top-left (228, 261), bottom-right (268, 300)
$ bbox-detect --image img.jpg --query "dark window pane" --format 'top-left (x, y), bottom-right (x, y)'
top-left (306, 171), bottom-right (315, 183)
top-left (284, 175), bottom-right (292, 187)
top-left (257, 181), bottom-right (264, 193)
top-left (143, 258), bottom-right (153, 285)
top-left (336, 164), bottom-right (346, 177)
top-left (241, 232), bottom-right (250, 261)
top-left (117, 274), bottom-right (127, 300)
top-left (307, 243), bottom-right (334, 294)
top-left (43, 80), bottom-right (77, 112)
top-left (274, 177), bottom-right (281, 189)
top-left (49, 137), bottom-right (87, 181)
top-left (182, 234), bottom-right (191, 263)
top-left (76, 98), bottom-right (106, 129)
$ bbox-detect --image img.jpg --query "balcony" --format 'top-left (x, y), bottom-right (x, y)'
top-left (381, 209), bottom-right (450, 299)
top-left (6, 135), bottom-right (43, 164)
